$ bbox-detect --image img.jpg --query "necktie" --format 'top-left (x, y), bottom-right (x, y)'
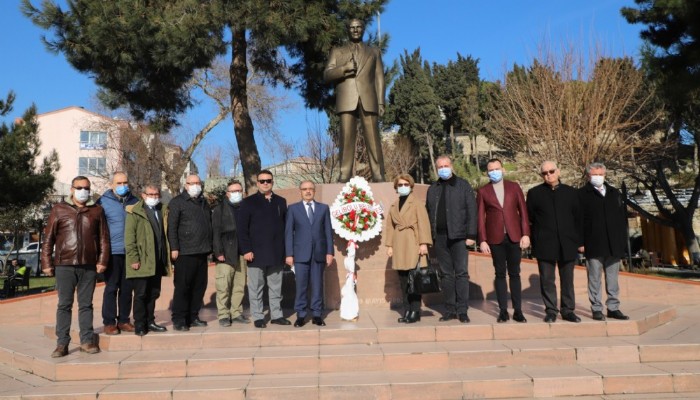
top-left (307, 202), bottom-right (314, 223)
top-left (151, 207), bottom-right (159, 222)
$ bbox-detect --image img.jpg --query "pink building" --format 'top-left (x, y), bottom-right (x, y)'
top-left (36, 106), bottom-right (123, 198)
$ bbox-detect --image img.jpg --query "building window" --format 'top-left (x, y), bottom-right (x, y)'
top-left (79, 131), bottom-right (107, 150)
top-left (79, 157), bottom-right (106, 176)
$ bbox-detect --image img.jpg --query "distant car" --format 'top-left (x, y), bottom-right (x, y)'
top-left (19, 242), bottom-right (40, 254)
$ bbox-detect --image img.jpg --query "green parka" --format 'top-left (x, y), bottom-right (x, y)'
top-left (125, 200), bottom-right (171, 279)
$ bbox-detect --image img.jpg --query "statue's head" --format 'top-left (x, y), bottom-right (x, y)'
top-left (347, 18), bottom-right (365, 43)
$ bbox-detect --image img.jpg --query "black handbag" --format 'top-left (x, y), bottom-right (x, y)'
top-left (407, 257), bottom-right (441, 295)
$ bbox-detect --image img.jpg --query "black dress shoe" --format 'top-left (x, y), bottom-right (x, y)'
top-left (497, 310), bottom-right (510, 323)
top-left (397, 310), bottom-right (410, 323)
top-left (135, 329), bottom-right (147, 336)
top-left (254, 319), bottom-right (267, 328)
top-left (458, 313), bottom-right (470, 323)
top-left (607, 310), bottom-right (629, 320)
top-left (294, 317), bottom-right (306, 327)
top-left (562, 312), bottom-right (581, 323)
top-left (312, 317), bottom-right (326, 326)
top-left (513, 310), bottom-right (527, 323)
top-left (270, 317), bottom-right (291, 326)
top-left (592, 311), bottom-right (606, 321)
top-left (190, 319), bottom-right (208, 327)
top-left (543, 313), bottom-right (557, 323)
top-left (231, 315), bottom-right (250, 324)
top-left (173, 324), bottom-right (190, 331)
top-left (439, 312), bottom-right (457, 322)
top-left (148, 323), bottom-right (167, 332)
top-left (405, 311), bottom-right (420, 324)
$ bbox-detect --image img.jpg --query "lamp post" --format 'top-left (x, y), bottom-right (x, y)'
top-left (621, 182), bottom-right (633, 271)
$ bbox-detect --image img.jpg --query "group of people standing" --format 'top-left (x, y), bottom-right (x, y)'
top-left (41, 170), bottom-right (334, 358)
top-left (385, 155), bottom-right (629, 326)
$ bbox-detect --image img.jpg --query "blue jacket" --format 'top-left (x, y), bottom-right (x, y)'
top-left (97, 189), bottom-right (139, 255)
top-left (285, 201), bottom-right (334, 263)
top-left (238, 192), bottom-right (287, 267)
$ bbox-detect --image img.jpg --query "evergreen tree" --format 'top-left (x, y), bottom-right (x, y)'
top-left (22, 0), bottom-right (387, 191)
top-left (0, 91), bottom-right (59, 211)
top-left (431, 54), bottom-right (480, 154)
top-left (387, 48), bottom-right (443, 181)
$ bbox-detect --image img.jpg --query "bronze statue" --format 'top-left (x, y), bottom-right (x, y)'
top-left (324, 18), bottom-right (386, 183)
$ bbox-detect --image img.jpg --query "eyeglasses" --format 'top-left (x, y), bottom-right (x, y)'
top-left (186, 182), bottom-right (201, 185)
top-left (540, 169), bottom-right (557, 177)
top-left (396, 183), bottom-right (411, 187)
top-left (143, 193), bottom-right (160, 197)
top-left (258, 179), bottom-right (273, 184)
top-left (226, 189), bottom-right (242, 193)
top-left (300, 187), bottom-right (315, 191)
top-left (73, 186), bottom-right (90, 190)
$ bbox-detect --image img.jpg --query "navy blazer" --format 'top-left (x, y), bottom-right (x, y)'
top-left (285, 201), bottom-right (334, 264)
top-left (237, 192), bottom-right (287, 267)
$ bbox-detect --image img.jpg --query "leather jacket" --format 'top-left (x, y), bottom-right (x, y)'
top-left (41, 197), bottom-right (111, 269)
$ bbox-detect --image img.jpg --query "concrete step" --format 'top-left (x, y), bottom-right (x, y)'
top-left (2, 362), bottom-right (700, 399)
top-left (41, 302), bottom-right (678, 351)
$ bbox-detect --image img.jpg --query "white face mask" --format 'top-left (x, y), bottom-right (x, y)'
top-left (590, 175), bottom-right (605, 188)
top-left (397, 186), bottom-right (411, 196)
top-left (74, 189), bottom-right (90, 203)
top-left (187, 184), bottom-right (202, 198)
top-left (145, 197), bottom-right (160, 207)
top-left (228, 192), bottom-right (243, 204)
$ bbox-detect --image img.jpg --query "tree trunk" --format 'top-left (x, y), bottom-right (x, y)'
top-left (449, 124), bottom-right (455, 156)
top-left (426, 134), bottom-right (437, 178)
top-left (230, 26), bottom-right (261, 194)
top-left (679, 219), bottom-right (700, 265)
top-left (473, 134), bottom-right (480, 172)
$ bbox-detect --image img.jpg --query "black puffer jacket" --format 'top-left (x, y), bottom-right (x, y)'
top-left (426, 175), bottom-right (478, 240)
top-left (166, 191), bottom-right (212, 256)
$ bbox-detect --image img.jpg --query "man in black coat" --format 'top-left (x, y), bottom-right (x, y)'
top-left (578, 162), bottom-right (629, 321)
top-left (526, 161), bottom-right (582, 323)
top-left (426, 155), bottom-right (478, 323)
top-left (237, 170), bottom-right (289, 328)
top-left (212, 180), bottom-right (249, 326)
top-left (167, 174), bottom-right (212, 331)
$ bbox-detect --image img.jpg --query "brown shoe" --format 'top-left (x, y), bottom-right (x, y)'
top-left (103, 325), bottom-right (120, 335)
top-left (117, 322), bottom-right (135, 332)
top-left (51, 344), bottom-right (68, 358)
top-left (79, 343), bottom-right (100, 354)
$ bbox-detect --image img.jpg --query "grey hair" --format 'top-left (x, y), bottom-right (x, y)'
top-left (298, 180), bottom-right (315, 189)
top-left (539, 160), bottom-right (558, 170)
top-left (111, 171), bottom-right (128, 180)
top-left (586, 162), bottom-right (606, 174)
top-left (142, 183), bottom-right (160, 193)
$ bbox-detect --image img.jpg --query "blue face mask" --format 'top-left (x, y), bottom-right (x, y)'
top-left (437, 167), bottom-right (452, 180)
top-left (397, 186), bottom-right (411, 196)
top-left (488, 170), bottom-right (503, 183)
top-left (115, 185), bottom-right (129, 196)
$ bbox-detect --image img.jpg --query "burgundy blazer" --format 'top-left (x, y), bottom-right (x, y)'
top-left (477, 180), bottom-right (530, 245)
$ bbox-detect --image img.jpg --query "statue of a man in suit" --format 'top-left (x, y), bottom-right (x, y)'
top-left (324, 18), bottom-right (386, 182)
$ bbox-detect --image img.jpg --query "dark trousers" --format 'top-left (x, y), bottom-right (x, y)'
top-left (3, 277), bottom-right (20, 298)
top-left (294, 260), bottom-right (325, 318)
top-left (131, 274), bottom-right (162, 330)
top-left (55, 265), bottom-right (97, 346)
top-left (397, 270), bottom-right (422, 313)
top-left (537, 259), bottom-right (576, 315)
top-left (490, 234), bottom-right (523, 311)
top-left (102, 254), bottom-right (133, 326)
top-left (434, 234), bottom-right (470, 314)
top-left (171, 254), bottom-right (208, 325)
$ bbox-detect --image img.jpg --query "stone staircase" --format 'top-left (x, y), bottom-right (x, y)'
top-left (2, 252), bottom-right (700, 399)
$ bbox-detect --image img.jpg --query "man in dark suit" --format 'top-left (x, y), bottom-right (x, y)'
top-left (477, 159), bottom-right (530, 323)
top-left (285, 181), bottom-right (334, 327)
top-left (526, 161), bottom-right (582, 323)
top-left (238, 170), bottom-right (289, 328)
top-left (578, 162), bottom-right (629, 321)
top-left (324, 18), bottom-right (386, 182)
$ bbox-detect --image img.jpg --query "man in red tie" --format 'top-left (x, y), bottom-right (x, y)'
top-left (578, 162), bottom-right (629, 321)
top-left (477, 159), bottom-right (530, 323)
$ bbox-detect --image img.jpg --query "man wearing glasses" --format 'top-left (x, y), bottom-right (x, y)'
top-left (124, 184), bottom-right (170, 336)
top-left (167, 174), bottom-right (212, 331)
top-left (41, 176), bottom-right (110, 357)
top-left (526, 161), bottom-right (582, 323)
top-left (285, 181), bottom-right (334, 327)
top-left (238, 170), bottom-right (289, 328)
top-left (212, 180), bottom-right (249, 326)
